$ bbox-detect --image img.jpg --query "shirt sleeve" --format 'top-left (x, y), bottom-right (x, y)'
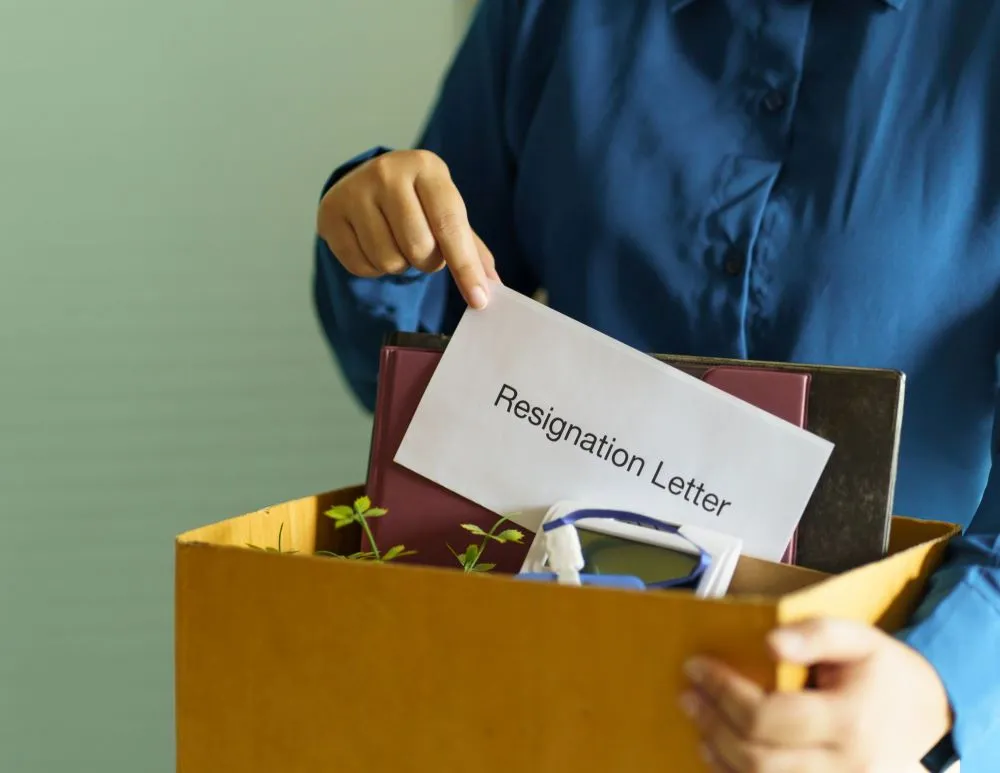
top-left (895, 426), bottom-right (1000, 772)
top-left (312, 0), bottom-right (539, 411)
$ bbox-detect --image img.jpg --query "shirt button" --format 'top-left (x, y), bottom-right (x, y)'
top-left (723, 254), bottom-right (744, 276)
top-left (762, 89), bottom-right (787, 113)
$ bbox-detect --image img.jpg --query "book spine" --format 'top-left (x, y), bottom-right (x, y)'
top-left (362, 347), bottom-right (397, 551)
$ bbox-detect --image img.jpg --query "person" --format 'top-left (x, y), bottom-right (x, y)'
top-left (313, 2), bottom-right (1000, 770)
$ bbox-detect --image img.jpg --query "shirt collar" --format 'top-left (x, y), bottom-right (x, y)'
top-left (668, 0), bottom-right (906, 10)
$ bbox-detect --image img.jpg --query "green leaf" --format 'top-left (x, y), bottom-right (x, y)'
top-left (363, 508), bottom-right (388, 518)
top-left (471, 563), bottom-right (496, 573)
top-left (246, 543), bottom-right (263, 551)
top-left (462, 544), bottom-right (479, 566)
top-left (314, 550), bottom-right (342, 558)
top-left (382, 544), bottom-right (413, 561)
top-left (460, 523), bottom-right (487, 536)
top-left (495, 529), bottom-right (525, 544)
top-left (325, 505), bottom-right (354, 521)
top-left (346, 551), bottom-right (377, 560)
top-left (353, 495), bottom-right (372, 514)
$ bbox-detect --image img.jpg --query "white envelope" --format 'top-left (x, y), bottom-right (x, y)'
top-left (394, 283), bottom-right (834, 562)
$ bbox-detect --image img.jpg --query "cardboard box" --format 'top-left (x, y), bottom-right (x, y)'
top-left (175, 485), bottom-right (959, 772)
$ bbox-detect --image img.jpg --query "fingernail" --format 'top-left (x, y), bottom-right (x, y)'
top-left (684, 658), bottom-right (707, 683)
top-left (678, 691), bottom-right (699, 719)
top-left (469, 285), bottom-right (488, 309)
top-left (769, 630), bottom-right (804, 658)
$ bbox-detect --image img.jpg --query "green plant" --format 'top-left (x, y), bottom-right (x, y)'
top-left (244, 498), bottom-right (521, 576)
top-left (247, 522), bottom-right (297, 554)
top-left (448, 515), bottom-right (525, 573)
top-left (319, 496), bottom-right (416, 563)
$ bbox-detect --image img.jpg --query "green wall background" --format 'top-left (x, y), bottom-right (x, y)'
top-left (0, 2), bottom-right (473, 770)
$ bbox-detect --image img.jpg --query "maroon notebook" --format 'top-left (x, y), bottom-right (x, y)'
top-left (364, 345), bottom-right (810, 573)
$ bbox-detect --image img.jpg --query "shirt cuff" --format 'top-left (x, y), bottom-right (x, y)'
top-left (896, 566), bottom-right (1000, 771)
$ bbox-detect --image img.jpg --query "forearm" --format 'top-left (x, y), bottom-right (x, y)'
top-left (896, 532), bottom-right (1000, 772)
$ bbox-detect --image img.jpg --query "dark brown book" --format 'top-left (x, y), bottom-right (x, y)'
top-left (373, 332), bottom-right (903, 574)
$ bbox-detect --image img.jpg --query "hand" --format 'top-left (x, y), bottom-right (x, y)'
top-left (317, 149), bottom-right (499, 309)
top-left (681, 618), bottom-right (952, 772)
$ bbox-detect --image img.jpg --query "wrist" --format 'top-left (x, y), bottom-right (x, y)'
top-left (908, 645), bottom-right (954, 761)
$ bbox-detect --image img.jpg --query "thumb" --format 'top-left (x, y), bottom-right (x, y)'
top-left (767, 618), bottom-right (884, 665)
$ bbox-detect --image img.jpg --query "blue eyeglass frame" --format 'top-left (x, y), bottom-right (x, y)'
top-left (541, 508), bottom-right (711, 590)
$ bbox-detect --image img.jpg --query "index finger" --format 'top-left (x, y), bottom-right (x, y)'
top-left (414, 173), bottom-right (490, 309)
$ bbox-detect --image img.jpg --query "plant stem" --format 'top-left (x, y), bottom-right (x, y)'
top-left (468, 515), bottom-right (510, 572)
top-left (358, 514), bottom-right (381, 562)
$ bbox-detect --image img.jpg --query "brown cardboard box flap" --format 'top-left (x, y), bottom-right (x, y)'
top-left (778, 516), bottom-right (959, 631)
top-left (175, 487), bottom-right (958, 773)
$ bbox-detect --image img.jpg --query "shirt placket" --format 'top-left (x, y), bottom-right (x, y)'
top-left (712, 0), bottom-right (812, 359)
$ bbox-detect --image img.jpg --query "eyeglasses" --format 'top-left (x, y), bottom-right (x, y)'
top-left (539, 507), bottom-right (712, 591)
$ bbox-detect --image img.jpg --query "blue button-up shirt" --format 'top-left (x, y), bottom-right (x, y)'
top-left (314, 1), bottom-right (1000, 768)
